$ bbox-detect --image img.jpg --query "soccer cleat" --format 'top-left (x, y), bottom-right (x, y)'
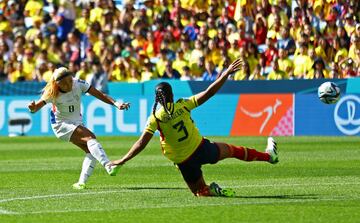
top-left (106, 163), bottom-right (121, 176)
top-left (266, 137), bottom-right (278, 164)
top-left (209, 182), bottom-right (235, 197)
top-left (72, 182), bottom-right (86, 190)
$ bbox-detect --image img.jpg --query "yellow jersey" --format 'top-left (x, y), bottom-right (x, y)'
top-left (76, 70), bottom-right (92, 81)
top-left (24, 0), bottom-right (43, 17)
top-left (234, 69), bottom-right (249, 81)
top-left (267, 70), bottom-right (288, 80)
top-left (145, 96), bottom-right (202, 164)
top-left (206, 49), bottom-right (222, 65)
top-left (110, 68), bottom-right (127, 81)
top-left (22, 58), bottom-right (36, 80)
top-left (306, 69), bottom-right (330, 79)
top-left (334, 48), bottom-right (348, 63)
top-left (156, 58), bottom-right (167, 77)
top-left (0, 21), bottom-right (11, 33)
top-left (228, 47), bottom-right (241, 61)
top-left (315, 46), bottom-right (328, 62)
top-left (25, 28), bottom-right (39, 41)
top-left (293, 55), bottom-right (313, 77)
top-left (278, 58), bottom-right (294, 73)
top-left (42, 70), bottom-right (52, 82)
top-left (190, 63), bottom-right (204, 78)
top-left (247, 56), bottom-right (259, 73)
top-left (90, 7), bottom-right (103, 23)
top-left (75, 17), bottom-right (90, 34)
top-left (172, 59), bottom-right (188, 76)
top-left (9, 70), bottom-right (23, 83)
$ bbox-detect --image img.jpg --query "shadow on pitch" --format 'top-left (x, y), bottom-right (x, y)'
top-left (123, 187), bottom-right (185, 191)
top-left (234, 194), bottom-right (319, 199)
top-left (96, 187), bottom-right (320, 200)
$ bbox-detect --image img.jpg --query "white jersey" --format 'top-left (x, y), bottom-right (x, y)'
top-left (42, 78), bottom-right (91, 124)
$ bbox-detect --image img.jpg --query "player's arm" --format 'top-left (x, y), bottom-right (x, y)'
top-left (194, 58), bottom-right (243, 106)
top-left (28, 100), bottom-right (46, 113)
top-left (111, 131), bottom-right (153, 166)
top-left (87, 86), bottom-right (130, 110)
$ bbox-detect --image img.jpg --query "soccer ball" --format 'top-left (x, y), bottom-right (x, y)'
top-left (318, 81), bottom-right (340, 104)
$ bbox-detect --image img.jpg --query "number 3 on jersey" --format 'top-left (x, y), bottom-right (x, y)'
top-left (69, 105), bottom-right (75, 113)
top-left (173, 120), bottom-right (188, 142)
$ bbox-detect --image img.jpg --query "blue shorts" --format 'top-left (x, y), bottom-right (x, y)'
top-left (177, 138), bottom-right (220, 184)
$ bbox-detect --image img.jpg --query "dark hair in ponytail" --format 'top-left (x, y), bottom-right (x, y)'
top-left (152, 82), bottom-right (174, 122)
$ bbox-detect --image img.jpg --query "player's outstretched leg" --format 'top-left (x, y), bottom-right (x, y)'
top-left (185, 168), bottom-right (235, 197)
top-left (72, 153), bottom-right (96, 190)
top-left (87, 139), bottom-right (121, 176)
top-left (209, 182), bottom-right (235, 197)
top-left (71, 126), bottom-right (121, 179)
top-left (196, 183), bottom-right (235, 197)
top-left (265, 137), bottom-right (279, 164)
top-left (216, 137), bottom-right (278, 164)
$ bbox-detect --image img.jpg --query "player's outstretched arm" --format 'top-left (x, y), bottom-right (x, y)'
top-left (194, 58), bottom-right (243, 106)
top-left (112, 131), bottom-right (153, 166)
top-left (28, 100), bottom-right (46, 113)
top-left (87, 86), bottom-right (130, 110)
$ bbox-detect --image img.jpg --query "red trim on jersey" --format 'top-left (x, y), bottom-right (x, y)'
top-left (52, 104), bottom-right (57, 112)
top-left (155, 119), bottom-right (165, 141)
top-left (156, 119), bottom-right (165, 154)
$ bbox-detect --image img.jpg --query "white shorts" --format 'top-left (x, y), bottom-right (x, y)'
top-left (51, 121), bottom-right (83, 141)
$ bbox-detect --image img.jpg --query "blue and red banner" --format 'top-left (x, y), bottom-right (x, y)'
top-left (1, 93), bottom-right (359, 136)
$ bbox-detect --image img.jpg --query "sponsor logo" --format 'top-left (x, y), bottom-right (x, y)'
top-left (231, 94), bottom-right (293, 136)
top-left (240, 99), bottom-right (282, 133)
top-left (334, 95), bottom-right (360, 135)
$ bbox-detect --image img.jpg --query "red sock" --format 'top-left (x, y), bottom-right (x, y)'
top-left (196, 186), bottom-right (211, 197)
top-left (228, 144), bottom-right (270, 162)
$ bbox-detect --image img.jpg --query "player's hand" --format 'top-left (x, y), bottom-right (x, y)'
top-left (114, 102), bottom-right (130, 110)
top-left (225, 58), bottom-right (243, 75)
top-left (28, 101), bottom-right (36, 113)
top-left (111, 160), bottom-right (124, 166)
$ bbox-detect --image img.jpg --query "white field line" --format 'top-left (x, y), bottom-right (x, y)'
top-left (7, 196), bottom-right (360, 215)
top-left (0, 190), bottom-right (122, 204)
top-left (1, 181), bottom-right (359, 204)
top-left (0, 208), bottom-right (17, 214)
top-left (116, 181), bottom-right (360, 190)
top-left (232, 181), bottom-right (360, 188)
top-left (1, 181), bottom-right (360, 215)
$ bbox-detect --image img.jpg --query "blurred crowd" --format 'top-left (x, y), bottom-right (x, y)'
top-left (0, 0), bottom-right (359, 91)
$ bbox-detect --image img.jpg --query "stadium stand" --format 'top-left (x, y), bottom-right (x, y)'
top-left (0, 0), bottom-right (358, 88)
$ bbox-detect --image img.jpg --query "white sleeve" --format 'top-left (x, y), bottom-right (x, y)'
top-left (75, 78), bottom-right (91, 93)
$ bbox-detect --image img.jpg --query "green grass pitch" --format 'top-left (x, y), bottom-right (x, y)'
top-left (0, 136), bottom-right (360, 223)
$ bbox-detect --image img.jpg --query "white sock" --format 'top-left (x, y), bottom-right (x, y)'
top-left (78, 153), bottom-right (96, 184)
top-left (87, 139), bottom-right (111, 171)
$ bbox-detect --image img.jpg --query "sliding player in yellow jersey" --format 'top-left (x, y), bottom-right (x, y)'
top-left (111, 59), bottom-right (279, 197)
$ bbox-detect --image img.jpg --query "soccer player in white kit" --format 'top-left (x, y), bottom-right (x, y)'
top-left (28, 67), bottom-right (130, 189)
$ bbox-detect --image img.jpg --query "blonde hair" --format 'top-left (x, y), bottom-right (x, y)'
top-left (42, 67), bottom-right (69, 102)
